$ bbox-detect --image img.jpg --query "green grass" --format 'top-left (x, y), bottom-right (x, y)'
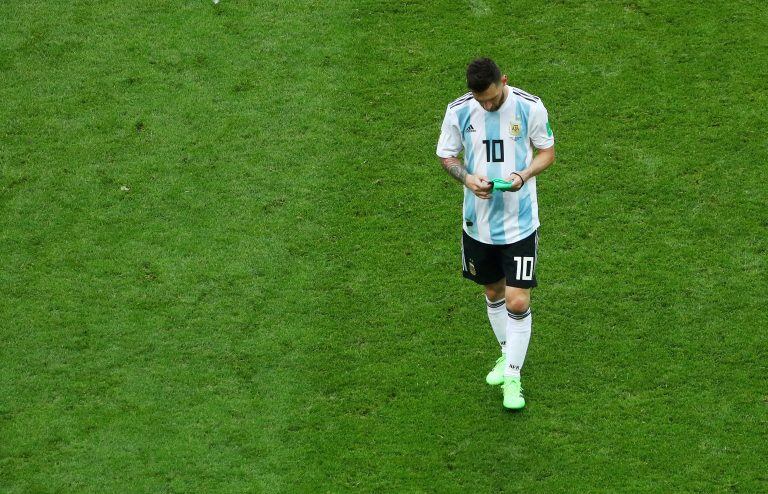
top-left (1, 0), bottom-right (767, 492)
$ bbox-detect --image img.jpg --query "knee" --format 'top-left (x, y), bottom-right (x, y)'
top-left (485, 282), bottom-right (505, 303)
top-left (505, 293), bottom-right (530, 314)
top-left (485, 287), bottom-right (504, 303)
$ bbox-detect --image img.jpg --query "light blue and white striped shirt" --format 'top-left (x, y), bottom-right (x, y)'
top-left (437, 86), bottom-right (554, 245)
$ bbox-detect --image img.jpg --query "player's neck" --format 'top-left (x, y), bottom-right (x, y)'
top-left (500, 85), bottom-right (509, 106)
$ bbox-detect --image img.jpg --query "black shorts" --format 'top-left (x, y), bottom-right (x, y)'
top-left (461, 229), bottom-right (539, 288)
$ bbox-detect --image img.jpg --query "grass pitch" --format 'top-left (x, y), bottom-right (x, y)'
top-left (1, 0), bottom-right (766, 492)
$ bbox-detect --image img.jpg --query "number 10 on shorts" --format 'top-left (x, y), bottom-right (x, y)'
top-left (514, 256), bottom-right (535, 281)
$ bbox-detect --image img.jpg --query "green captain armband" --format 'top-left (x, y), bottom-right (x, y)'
top-left (490, 178), bottom-right (514, 191)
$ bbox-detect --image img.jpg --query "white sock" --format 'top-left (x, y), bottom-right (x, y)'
top-left (504, 308), bottom-right (532, 378)
top-left (486, 297), bottom-right (507, 354)
top-left (485, 297), bottom-right (509, 355)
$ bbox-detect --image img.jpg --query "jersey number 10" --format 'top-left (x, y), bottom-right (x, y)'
top-left (482, 139), bottom-right (504, 163)
top-left (514, 256), bottom-right (535, 281)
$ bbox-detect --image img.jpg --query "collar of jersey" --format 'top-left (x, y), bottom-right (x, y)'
top-left (474, 85), bottom-right (514, 114)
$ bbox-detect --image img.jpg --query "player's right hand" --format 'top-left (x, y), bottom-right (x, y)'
top-left (465, 174), bottom-right (493, 200)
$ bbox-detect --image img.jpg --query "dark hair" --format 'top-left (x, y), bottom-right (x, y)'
top-left (466, 58), bottom-right (501, 92)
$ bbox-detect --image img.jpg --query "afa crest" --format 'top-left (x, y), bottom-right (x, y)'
top-left (509, 121), bottom-right (521, 138)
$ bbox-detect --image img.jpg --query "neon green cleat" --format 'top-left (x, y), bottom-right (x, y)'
top-left (502, 376), bottom-right (526, 410)
top-left (485, 356), bottom-right (506, 385)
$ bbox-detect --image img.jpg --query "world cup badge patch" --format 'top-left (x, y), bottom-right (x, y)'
top-left (509, 120), bottom-right (521, 139)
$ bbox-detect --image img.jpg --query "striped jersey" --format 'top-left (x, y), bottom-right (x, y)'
top-left (436, 86), bottom-right (554, 245)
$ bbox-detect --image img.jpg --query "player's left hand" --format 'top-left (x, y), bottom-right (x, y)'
top-left (504, 173), bottom-right (524, 191)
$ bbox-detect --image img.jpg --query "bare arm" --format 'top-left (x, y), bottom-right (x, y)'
top-left (521, 145), bottom-right (555, 182)
top-left (440, 156), bottom-right (468, 184)
top-left (506, 145), bottom-right (556, 190)
top-left (440, 156), bottom-right (493, 199)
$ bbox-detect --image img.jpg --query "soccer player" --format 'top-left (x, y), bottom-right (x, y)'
top-left (436, 58), bottom-right (556, 410)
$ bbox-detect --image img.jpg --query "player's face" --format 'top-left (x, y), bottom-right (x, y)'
top-left (472, 76), bottom-right (508, 112)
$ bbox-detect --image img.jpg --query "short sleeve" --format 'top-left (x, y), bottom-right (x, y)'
top-left (528, 100), bottom-right (554, 150)
top-left (436, 107), bottom-right (463, 158)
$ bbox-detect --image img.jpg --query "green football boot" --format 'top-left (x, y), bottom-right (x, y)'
top-left (485, 356), bottom-right (506, 385)
top-left (502, 376), bottom-right (526, 410)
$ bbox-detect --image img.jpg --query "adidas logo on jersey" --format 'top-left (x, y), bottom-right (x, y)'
top-left (465, 124), bottom-right (476, 133)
